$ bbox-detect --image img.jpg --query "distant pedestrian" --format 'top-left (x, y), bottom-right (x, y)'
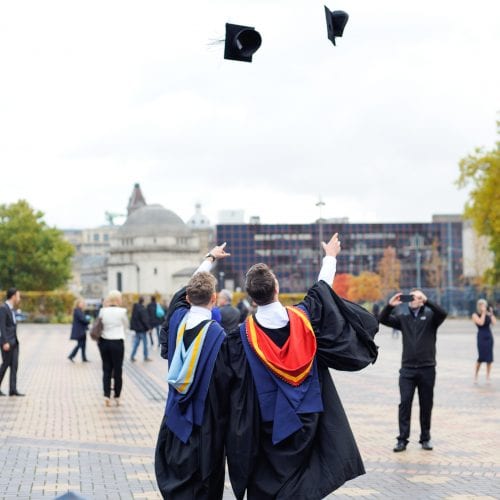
top-left (217, 289), bottom-right (240, 332)
top-left (68, 298), bottom-right (91, 363)
top-left (379, 290), bottom-right (447, 452)
top-left (130, 296), bottom-right (152, 362)
top-left (0, 288), bottom-right (25, 396)
top-left (147, 296), bottom-right (165, 347)
top-left (236, 296), bottom-right (252, 322)
top-left (472, 299), bottom-right (496, 384)
top-left (98, 290), bottom-right (128, 407)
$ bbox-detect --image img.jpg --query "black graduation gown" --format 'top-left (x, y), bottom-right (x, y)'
top-left (155, 288), bottom-right (232, 500)
top-left (226, 280), bottom-right (379, 500)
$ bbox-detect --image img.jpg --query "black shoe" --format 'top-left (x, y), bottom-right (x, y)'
top-left (393, 441), bottom-right (407, 452)
top-left (0, 390), bottom-right (5, 396)
top-left (9, 391), bottom-right (25, 397)
top-left (68, 356), bottom-right (75, 363)
top-left (421, 440), bottom-right (433, 450)
top-left (83, 359), bottom-right (90, 362)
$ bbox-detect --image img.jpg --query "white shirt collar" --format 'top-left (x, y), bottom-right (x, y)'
top-left (186, 305), bottom-right (212, 329)
top-left (255, 301), bottom-right (289, 329)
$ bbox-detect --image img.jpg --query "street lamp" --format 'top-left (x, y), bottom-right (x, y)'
top-left (316, 198), bottom-right (325, 263)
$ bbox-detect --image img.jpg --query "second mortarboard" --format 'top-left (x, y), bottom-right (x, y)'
top-left (324, 6), bottom-right (349, 46)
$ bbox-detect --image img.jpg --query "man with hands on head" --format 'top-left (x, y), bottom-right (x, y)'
top-left (378, 289), bottom-right (447, 453)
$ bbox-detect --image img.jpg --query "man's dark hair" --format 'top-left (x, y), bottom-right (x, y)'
top-left (138, 296), bottom-right (145, 305)
top-left (187, 272), bottom-right (217, 306)
top-left (150, 296), bottom-right (157, 303)
top-left (245, 263), bottom-right (276, 306)
top-left (6, 288), bottom-right (18, 300)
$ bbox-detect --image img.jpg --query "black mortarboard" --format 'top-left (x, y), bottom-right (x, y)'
top-left (324, 6), bottom-right (349, 46)
top-left (224, 23), bottom-right (262, 62)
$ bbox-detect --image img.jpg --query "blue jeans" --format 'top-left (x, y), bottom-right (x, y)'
top-left (131, 332), bottom-right (148, 360)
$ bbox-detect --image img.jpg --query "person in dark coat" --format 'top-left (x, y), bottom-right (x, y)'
top-left (379, 289), bottom-right (447, 452)
top-left (130, 296), bottom-right (151, 362)
top-left (155, 243), bottom-right (231, 500)
top-left (236, 296), bottom-right (252, 322)
top-left (68, 298), bottom-right (91, 362)
top-left (147, 296), bottom-right (165, 347)
top-left (217, 289), bottom-right (241, 332)
top-left (0, 287), bottom-right (25, 396)
top-left (225, 233), bottom-right (379, 500)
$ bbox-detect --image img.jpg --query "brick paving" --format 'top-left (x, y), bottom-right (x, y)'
top-left (0, 319), bottom-right (498, 499)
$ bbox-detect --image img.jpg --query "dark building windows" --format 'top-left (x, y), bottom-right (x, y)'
top-left (217, 221), bottom-right (463, 296)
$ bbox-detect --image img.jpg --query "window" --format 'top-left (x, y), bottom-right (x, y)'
top-left (117, 272), bottom-right (122, 292)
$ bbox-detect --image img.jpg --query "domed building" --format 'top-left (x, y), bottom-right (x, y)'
top-left (107, 184), bottom-right (211, 296)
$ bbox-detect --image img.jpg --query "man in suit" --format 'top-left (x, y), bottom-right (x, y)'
top-left (0, 287), bottom-right (24, 396)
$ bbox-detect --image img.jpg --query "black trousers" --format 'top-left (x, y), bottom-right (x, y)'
top-left (398, 366), bottom-right (436, 443)
top-left (98, 338), bottom-right (124, 398)
top-left (69, 338), bottom-right (87, 361)
top-left (0, 344), bottom-right (19, 393)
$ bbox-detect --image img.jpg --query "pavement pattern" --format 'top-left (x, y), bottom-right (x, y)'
top-left (0, 319), bottom-right (498, 499)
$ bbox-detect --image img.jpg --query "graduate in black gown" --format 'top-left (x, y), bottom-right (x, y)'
top-left (226, 233), bottom-right (379, 500)
top-left (155, 243), bottom-right (231, 500)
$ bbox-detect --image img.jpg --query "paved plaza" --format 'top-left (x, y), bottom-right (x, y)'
top-left (0, 319), bottom-right (498, 499)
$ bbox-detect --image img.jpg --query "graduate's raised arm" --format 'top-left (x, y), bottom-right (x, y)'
top-left (317, 233), bottom-right (341, 286)
top-left (194, 241), bottom-right (231, 274)
top-left (159, 242), bottom-right (231, 359)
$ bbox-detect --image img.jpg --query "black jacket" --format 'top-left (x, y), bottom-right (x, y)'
top-left (379, 301), bottom-right (447, 368)
top-left (0, 303), bottom-right (18, 347)
top-left (70, 308), bottom-right (90, 340)
top-left (219, 304), bottom-right (241, 332)
top-left (130, 303), bottom-right (150, 332)
top-left (147, 301), bottom-right (163, 328)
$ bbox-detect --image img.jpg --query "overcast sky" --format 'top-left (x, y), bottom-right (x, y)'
top-left (0, 0), bottom-right (499, 229)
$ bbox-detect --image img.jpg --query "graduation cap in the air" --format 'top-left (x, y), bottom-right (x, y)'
top-left (324, 6), bottom-right (349, 46)
top-left (224, 23), bottom-right (262, 62)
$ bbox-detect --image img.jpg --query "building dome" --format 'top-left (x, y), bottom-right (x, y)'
top-left (188, 203), bottom-right (211, 229)
top-left (118, 204), bottom-right (190, 237)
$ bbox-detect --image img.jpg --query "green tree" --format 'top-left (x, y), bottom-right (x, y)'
top-left (0, 200), bottom-right (74, 290)
top-left (457, 122), bottom-right (500, 285)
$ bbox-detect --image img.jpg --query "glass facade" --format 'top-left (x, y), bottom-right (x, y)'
top-left (216, 221), bottom-right (463, 297)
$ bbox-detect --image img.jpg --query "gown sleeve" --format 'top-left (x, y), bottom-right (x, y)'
top-left (159, 287), bottom-right (189, 360)
top-left (225, 328), bottom-right (261, 500)
top-left (300, 280), bottom-right (379, 371)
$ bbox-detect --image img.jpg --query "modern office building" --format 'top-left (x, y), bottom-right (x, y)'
top-left (216, 215), bottom-right (464, 306)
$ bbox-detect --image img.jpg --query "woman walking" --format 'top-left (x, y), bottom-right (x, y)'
top-left (472, 299), bottom-right (496, 383)
top-left (68, 298), bottom-right (90, 362)
top-left (98, 290), bottom-right (129, 406)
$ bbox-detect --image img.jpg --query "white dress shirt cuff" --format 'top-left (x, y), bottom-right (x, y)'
top-left (194, 259), bottom-right (213, 275)
top-left (317, 256), bottom-right (337, 286)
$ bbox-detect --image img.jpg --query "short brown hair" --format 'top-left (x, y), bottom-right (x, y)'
top-left (186, 272), bottom-right (217, 306)
top-left (245, 263), bottom-right (276, 306)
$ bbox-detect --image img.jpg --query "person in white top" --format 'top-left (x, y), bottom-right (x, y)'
top-left (98, 290), bottom-right (129, 406)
